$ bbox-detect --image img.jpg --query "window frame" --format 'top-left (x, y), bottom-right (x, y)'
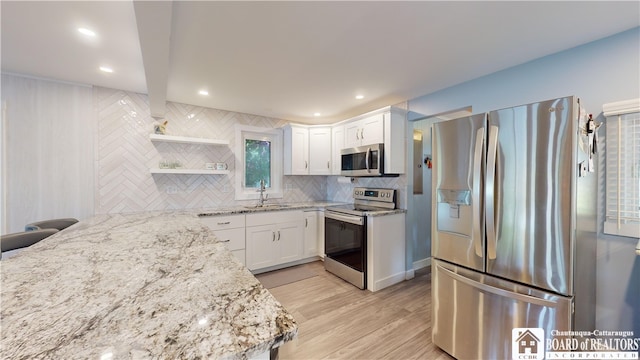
top-left (602, 98), bottom-right (640, 238)
top-left (234, 125), bottom-right (283, 201)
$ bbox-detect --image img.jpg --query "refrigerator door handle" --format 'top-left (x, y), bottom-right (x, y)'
top-left (486, 125), bottom-right (499, 260)
top-left (472, 128), bottom-right (484, 258)
top-left (438, 264), bottom-right (557, 308)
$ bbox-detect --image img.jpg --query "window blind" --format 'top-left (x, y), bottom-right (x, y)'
top-left (603, 99), bottom-right (640, 238)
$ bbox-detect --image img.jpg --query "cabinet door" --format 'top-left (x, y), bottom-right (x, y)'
top-left (291, 127), bottom-right (309, 174)
top-left (360, 114), bottom-right (384, 146)
top-left (303, 212), bottom-right (318, 257)
top-left (277, 221), bottom-right (304, 264)
top-left (309, 127), bottom-right (332, 175)
top-left (246, 224), bottom-right (278, 270)
top-left (284, 125), bottom-right (309, 175)
top-left (344, 121), bottom-right (363, 148)
top-left (331, 126), bottom-right (345, 175)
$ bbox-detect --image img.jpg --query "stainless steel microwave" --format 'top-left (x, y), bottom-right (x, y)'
top-left (340, 143), bottom-right (385, 177)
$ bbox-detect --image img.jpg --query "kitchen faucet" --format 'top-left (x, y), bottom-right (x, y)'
top-left (257, 179), bottom-right (268, 207)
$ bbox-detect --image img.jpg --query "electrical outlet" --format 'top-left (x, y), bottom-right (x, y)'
top-left (222, 184), bottom-right (230, 193)
top-left (166, 185), bottom-right (178, 194)
top-left (285, 182), bottom-right (293, 190)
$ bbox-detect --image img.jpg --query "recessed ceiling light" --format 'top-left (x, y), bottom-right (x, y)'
top-left (198, 90), bottom-right (209, 96)
top-left (78, 28), bottom-right (96, 37)
top-left (355, 94), bottom-right (364, 100)
top-left (313, 112), bottom-right (321, 117)
top-left (99, 66), bottom-right (113, 73)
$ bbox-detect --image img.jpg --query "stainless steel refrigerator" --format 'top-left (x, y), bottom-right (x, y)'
top-left (431, 96), bottom-right (597, 359)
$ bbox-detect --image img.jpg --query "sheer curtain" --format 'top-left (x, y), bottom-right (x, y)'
top-left (1, 74), bottom-right (95, 234)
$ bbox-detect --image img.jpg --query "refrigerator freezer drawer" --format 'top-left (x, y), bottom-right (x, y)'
top-left (432, 259), bottom-right (572, 360)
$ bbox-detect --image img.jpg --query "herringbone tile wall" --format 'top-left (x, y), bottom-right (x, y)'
top-left (96, 87), bottom-right (330, 214)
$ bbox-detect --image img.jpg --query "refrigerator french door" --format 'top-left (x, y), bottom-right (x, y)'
top-left (431, 96), bottom-right (596, 360)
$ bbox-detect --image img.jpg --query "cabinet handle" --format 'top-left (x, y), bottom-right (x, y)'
top-left (356, 129), bottom-right (360, 140)
top-left (361, 128), bottom-right (364, 139)
top-left (305, 218), bottom-right (308, 227)
top-left (305, 161), bottom-right (308, 169)
top-left (327, 161), bottom-right (330, 169)
top-left (217, 221), bottom-right (231, 225)
top-left (220, 239), bottom-right (230, 243)
top-left (272, 231), bottom-right (275, 242)
top-left (277, 230), bottom-right (281, 241)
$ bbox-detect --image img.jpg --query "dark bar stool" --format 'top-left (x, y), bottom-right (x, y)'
top-left (1, 229), bottom-right (59, 260)
top-left (25, 218), bottom-right (78, 231)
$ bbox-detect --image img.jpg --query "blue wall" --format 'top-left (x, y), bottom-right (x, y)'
top-left (409, 27), bottom-right (639, 331)
top-left (409, 27), bottom-right (640, 117)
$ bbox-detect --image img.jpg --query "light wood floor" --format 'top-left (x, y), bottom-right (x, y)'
top-left (265, 261), bottom-right (453, 360)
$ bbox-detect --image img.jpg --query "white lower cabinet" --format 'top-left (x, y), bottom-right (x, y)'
top-left (246, 211), bottom-right (304, 271)
top-left (303, 211), bottom-right (318, 257)
top-left (367, 212), bottom-right (406, 292)
top-left (303, 210), bottom-right (324, 258)
top-left (200, 214), bottom-right (246, 265)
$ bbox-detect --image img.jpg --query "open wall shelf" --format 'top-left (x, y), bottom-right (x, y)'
top-left (149, 134), bottom-right (229, 146)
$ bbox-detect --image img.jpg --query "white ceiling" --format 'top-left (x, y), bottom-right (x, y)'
top-left (2, 1), bottom-right (639, 124)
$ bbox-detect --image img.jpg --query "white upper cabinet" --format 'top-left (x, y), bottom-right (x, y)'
top-left (331, 125), bottom-right (345, 175)
top-left (283, 106), bottom-right (406, 176)
top-left (308, 127), bottom-right (332, 175)
top-left (284, 125), bottom-right (332, 175)
top-left (344, 113), bottom-right (384, 148)
top-left (383, 108), bottom-right (406, 174)
top-left (342, 107), bottom-right (406, 174)
top-left (283, 125), bottom-right (309, 175)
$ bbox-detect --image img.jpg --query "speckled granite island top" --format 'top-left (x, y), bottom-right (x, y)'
top-left (0, 211), bottom-right (297, 359)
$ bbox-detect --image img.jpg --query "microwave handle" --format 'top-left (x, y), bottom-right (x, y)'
top-left (365, 147), bottom-right (371, 172)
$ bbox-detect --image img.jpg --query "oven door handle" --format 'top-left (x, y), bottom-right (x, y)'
top-left (325, 211), bottom-right (364, 226)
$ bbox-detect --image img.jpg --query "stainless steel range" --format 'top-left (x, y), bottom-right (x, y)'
top-left (324, 187), bottom-right (396, 289)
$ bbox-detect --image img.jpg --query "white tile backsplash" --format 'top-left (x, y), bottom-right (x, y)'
top-left (2, 75), bottom-right (408, 228)
top-left (96, 87), bottom-right (330, 213)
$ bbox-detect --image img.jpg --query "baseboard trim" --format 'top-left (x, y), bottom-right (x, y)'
top-left (251, 256), bottom-right (320, 275)
top-left (413, 257), bottom-right (431, 271)
top-left (405, 269), bottom-right (415, 280)
top-left (372, 272), bottom-right (406, 292)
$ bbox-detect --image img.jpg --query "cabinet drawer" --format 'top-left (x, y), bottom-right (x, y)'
top-left (246, 210), bottom-right (303, 227)
top-left (213, 227), bottom-right (245, 251)
top-left (201, 214), bottom-right (245, 230)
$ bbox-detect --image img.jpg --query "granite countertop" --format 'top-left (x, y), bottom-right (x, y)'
top-left (0, 211), bottom-right (297, 359)
top-left (195, 201), bottom-right (344, 217)
top-left (365, 208), bottom-right (407, 217)
top-left (195, 201), bottom-right (406, 217)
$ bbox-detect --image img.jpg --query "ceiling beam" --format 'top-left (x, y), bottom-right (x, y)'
top-left (133, 1), bottom-right (173, 119)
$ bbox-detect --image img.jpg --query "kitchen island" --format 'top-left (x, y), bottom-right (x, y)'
top-left (0, 211), bottom-right (297, 359)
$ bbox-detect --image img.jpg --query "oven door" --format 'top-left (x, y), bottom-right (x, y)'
top-left (324, 211), bottom-right (366, 272)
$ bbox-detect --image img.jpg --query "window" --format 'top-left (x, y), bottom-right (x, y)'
top-left (603, 99), bottom-right (640, 238)
top-left (235, 125), bottom-right (283, 200)
top-left (244, 139), bottom-right (271, 188)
